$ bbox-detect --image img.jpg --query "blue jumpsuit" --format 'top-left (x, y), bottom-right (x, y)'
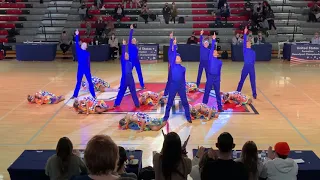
top-left (128, 29), bottom-right (145, 88)
top-left (163, 45), bottom-right (191, 122)
top-left (236, 34), bottom-right (257, 98)
top-left (202, 39), bottom-right (223, 111)
top-left (196, 35), bottom-right (211, 87)
top-left (114, 45), bottom-right (140, 107)
top-left (163, 38), bottom-right (174, 96)
top-left (72, 35), bottom-right (96, 98)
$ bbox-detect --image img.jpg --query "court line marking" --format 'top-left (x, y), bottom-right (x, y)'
top-left (25, 70), bottom-right (99, 145)
top-left (0, 68), bottom-right (70, 122)
top-left (257, 88), bottom-right (311, 145)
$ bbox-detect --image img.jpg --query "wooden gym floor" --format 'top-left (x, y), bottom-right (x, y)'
top-left (0, 59), bottom-right (320, 179)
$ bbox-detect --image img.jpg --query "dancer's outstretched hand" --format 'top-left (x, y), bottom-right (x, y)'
top-left (212, 32), bottom-right (216, 39)
top-left (200, 29), bottom-right (204, 35)
top-left (173, 37), bottom-right (177, 45)
top-left (244, 26), bottom-right (248, 34)
top-left (122, 39), bottom-right (126, 45)
top-left (170, 31), bottom-right (173, 38)
top-left (130, 24), bottom-right (134, 29)
top-left (75, 29), bottom-right (79, 35)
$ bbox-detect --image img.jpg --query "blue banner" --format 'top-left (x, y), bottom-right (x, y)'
top-left (290, 44), bottom-right (320, 62)
top-left (138, 44), bottom-right (159, 61)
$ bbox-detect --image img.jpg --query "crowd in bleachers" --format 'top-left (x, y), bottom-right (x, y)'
top-left (44, 131), bottom-right (299, 180)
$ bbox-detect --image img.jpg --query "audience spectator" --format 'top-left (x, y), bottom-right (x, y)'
top-left (153, 132), bottom-right (192, 180)
top-left (244, 0), bottom-right (253, 18)
top-left (95, 18), bottom-right (105, 37)
top-left (212, 12), bottom-right (222, 24)
top-left (308, 3), bottom-right (320, 22)
top-left (190, 147), bottom-right (216, 180)
top-left (106, 20), bottom-right (115, 35)
top-left (114, 3), bottom-right (125, 22)
top-left (108, 33), bottom-right (119, 60)
top-left (232, 32), bottom-right (242, 45)
top-left (187, 32), bottom-right (198, 44)
top-left (72, 135), bottom-right (130, 180)
top-left (171, 2), bottom-right (178, 24)
top-left (254, 31), bottom-right (266, 44)
top-left (220, 3), bottom-right (230, 23)
top-left (247, 31), bottom-right (255, 45)
top-left (311, 32), bottom-right (320, 44)
top-left (264, 6), bottom-right (276, 30)
top-left (235, 141), bottom-right (263, 180)
top-left (78, 3), bottom-right (87, 21)
top-left (140, 3), bottom-right (150, 24)
top-left (201, 132), bottom-right (249, 180)
top-left (59, 31), bottom-right (71, 54)
top-left (86, 22), bottom-right (92, 37)
top-left (7, 28), bottom-right (17, 38)
top-left (45, 137), bottom-right (87, 180)
top-left (260, 142), bottom-right (298, 180)
top-left (117, 146), bottom-right (138, 179)
top-left (218, 0), bottom-right (226, 10)
top-left (162, 3), bottom-right (171, 24)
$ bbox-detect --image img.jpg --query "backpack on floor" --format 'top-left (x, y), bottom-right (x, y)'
top-left (178, 17), bottom-right (185, 24)
top-left (221, 50), bottom-right (228, 59)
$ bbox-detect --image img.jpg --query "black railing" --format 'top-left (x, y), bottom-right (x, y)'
top-left (287, 10), bottom-right (292, 26)
top-left (54, 2), bottom-right (58, 12)
top-left (282, 0), bottom-right (287, 12)
top-left (292, 24), bottom-right (298, 42)
top-left (48, 11), bottom-right (53, 26)
top-left (41, 25), bottom-right (47, 41)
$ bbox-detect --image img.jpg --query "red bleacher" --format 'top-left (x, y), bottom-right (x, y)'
top-left (0, 38), bottom-right (8, 43)
top-left (229, 3), bottom-right (245, 8)
top-left (80, 38), bottom-right (93, 43)
top-left (86, 4), bottom-right (137, 8)
top-left (192, 10), bottom-right (210, 14)
top-left (0, 23), bottom-right (15, 28)
top-left (6, 10), bottom-right (23, 15)
top-left (192, 16), bottom-right (248, 21)
top-left (193, 23), bottom-right (210, 28)
top-left (0, 16), bottom-right (19, 21)
top-left (193, 30), bottom-right (211, 35)
top-left (87, 0), bottom-right (121, 2)
top-left (0, 30), bottom-right (8, 35)
top-left (79, 30), bottom-right (96, 36)
top-left (80, 17), bottom-right (130, 27)
top-left (231, 9), bottom-right (245, 14)
top-left (307, 2), bottom-right (320, 7)
top-left (191, 4), bottom-right (208, 8)
top-left (0, 3), bottom-right (26, 8)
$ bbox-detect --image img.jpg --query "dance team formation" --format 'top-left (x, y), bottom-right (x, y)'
top-left (27, 25), bottom-right (256, 132)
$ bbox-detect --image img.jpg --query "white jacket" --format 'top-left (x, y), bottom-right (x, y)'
top-left (260, 158), bottom-right (298, 180)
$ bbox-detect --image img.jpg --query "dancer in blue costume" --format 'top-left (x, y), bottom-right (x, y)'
top-left (236, 26), bottom-right (257, 99)
top-left (128, 24), bottom-right (145, 89)
top-left (114, 39), bottom-right (140, 107)
top-left (196, 29), bottom-right (211, 87)
top-left (163, 38), bottom-right (192, 123)
top-left (71, 29), bottom-right (96, 99)
top-left (163, 31), bottom-right (174, 96)
top-left (202, 33), bottom-right (223, 112)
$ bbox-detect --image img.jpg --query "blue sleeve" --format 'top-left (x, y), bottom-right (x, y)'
top-left (121, 45), bottom-right (126, 72)
top-left (200, 35), bottom-right (203, 49)
top-left (168, 38), bottom-right (173, 57)
top-left (128, 29), bottom-right (133, 45)
top-left (209, 39), bottom-right (215, 61)
top-left (75, 35), bottom-right (81, 53)
top-left (170, 44), bottom-right (177, 68)
top-left (243, 34), bottom-right (247, 54)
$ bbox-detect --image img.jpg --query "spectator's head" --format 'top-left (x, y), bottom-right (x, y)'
top-left (315, 32), bottom-right (319, 38)
top-left (62, 31), bottom-right (66, 35)
top-left (216, 132), bottom-right (235, 153)
top-left (56, 137), bottom-right (73, 174)
top-left (203, 40), bottom-right (209, 48)
top-left (175, 53), bottom-right (182, 64)
top-left (165, 3), bottom-right (168, 7)
top-left (235, 33), bottom-right (240, 38)
top-left (172, 2), bottom-right (175, 6)
top-left (192, 32), bottom-right (196, 37)
top-left (117, 146), bottom-right (128, 172)
top-left (213, 50), bottom-right (218, 58)
top-left (241, 141), bottom-right (258, 176)
top-left (161, 132), bottom-right (182, 179)
top-left (81, 42), bottom-right (87, 50)
top-left (117, 3), bottom-right (121, 8)
top-left (248, 31), bottom-right (253, 36)
top-left (84, 135), bottom-right (119, 176)
top-left (258, 31), bottom-right (263, 37)
top-left (111, 33), bottom-right (115, 38)
top-left (274, 142), bottom-right (290, 159)
top-left (125, 52), bottom-right (129, 60)
top-left (224, 3), bottom-right (227, 7)
top-left (131, 38), bottom-right (137, 44)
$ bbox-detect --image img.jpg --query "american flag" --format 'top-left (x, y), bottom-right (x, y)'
top-left (290, 56), bottom-right (320, 66)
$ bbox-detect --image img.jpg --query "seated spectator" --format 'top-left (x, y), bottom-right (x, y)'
top-left (114, 3), bottom-right (125, 22)
top-left (232, 32), bottom-right (242, 45)
top-left (254, 31), bottom-right (266, 44)
top-left (96, 33), bottom-right (108, 44)
top-left (78, 3), bottom-right (87, 21)
top-left (308, 3), bottom-right (320, 22)
top-left (190, 147), bottom-right (216, 180)
top-left (117, 146), bottom-right (138, 179)
top-left (72, 135), bottom-right (131, 180)
top-left (108, 33), bottom-right (119, 60)
top-left (86, 22), bottom-right (91, 37)
top-left (153, 132), bottom-right (192, 180)
top-left (264, 6), bottom-right (276, 30)
top-left (187, 32), bottom-right (198, 44)
top-left (162, 3), bottom-right (171, 24)
top-left (235, 141), bottom-right (263, 180)
top-left (247, 31), bottom-right (255, 45)
top-left (45, 137), bottom-right (87, 180)
top-left (220, 3), bottom-right (230, 23)
top-left (311, 32), bottom-right (320, 44)
top-left (59, 31), bottom-right (71, 54)
top-left (260, 142), bottom-right (298, 180)
top-left (201, 132), bottom-right (249, 180)
top-left (106, 20), bottom-right (115, 35)
top-left (95, 18), bottom-right (105, 37)
top-left (170, 2), bottom-right (178, 24)
top-left (140, 3), bottom-right (150, 24)
top-left (244, 1), bottom-right (253, 18)
top-left (218, 0), bottom-right (226, 10)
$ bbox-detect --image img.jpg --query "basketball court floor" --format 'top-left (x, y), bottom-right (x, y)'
top-left (0, 59), bottom-right (320, 179)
